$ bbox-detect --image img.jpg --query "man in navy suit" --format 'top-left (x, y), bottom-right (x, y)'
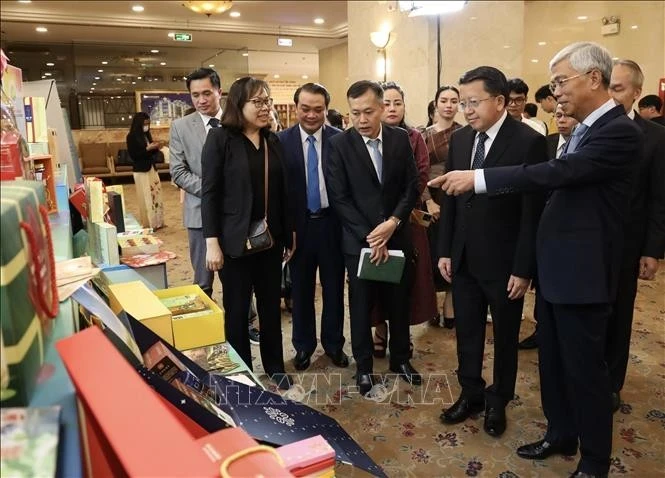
top-left (430, 42), bottom-right (643, 478)
top-left (277, 83), bottom-right (348, 371)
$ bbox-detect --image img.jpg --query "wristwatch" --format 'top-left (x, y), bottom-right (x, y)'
top-left (389, 216), bottom-right (402, 228)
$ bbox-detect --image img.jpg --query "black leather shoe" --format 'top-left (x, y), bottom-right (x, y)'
top-left (516, 438), bottom-right (578, 460)
top-left (518, 331), bottom-right (538, 350)
top-left (269, 373), bottom-right (293, 391)
top-left (611, 391), bottom-right (621, 413)
top-left (483, 406), bottom-right (506, 437)
top-left (389, 362), bottom-right (422, 386)
top-left (570, 472), bottom-right (608, 478)
top-left (293, 351), bottom-right (311, 371)
top-left (440, 396), bottom-right (484, 424)
top-left (355, 373), bottom-right (378, 395)
top-left (326, 350), bottom-right (349, 368)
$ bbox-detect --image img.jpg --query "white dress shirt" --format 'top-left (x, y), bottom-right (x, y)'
top-left (472, 110), bottom-right (508, 192)
top-left (362, 126), bottom-right (384, 183)
top-left (556, 134), bottom-right (567, 159)
top-left (299, 125), bottom-right (329, 208)
top-left (199, 109), bottom-right (223, 133)
top-left (521, 115), bottom-right (547, 136)
top-left (475, 98), bottom-right (618, 192)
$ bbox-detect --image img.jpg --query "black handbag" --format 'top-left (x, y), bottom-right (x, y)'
top-left (244, 138), bottom-right (274, 254)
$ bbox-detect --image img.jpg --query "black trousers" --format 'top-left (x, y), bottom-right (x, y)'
top-left (345, 253), bottom-right (413, 373)
top-left (451, 258), bottom-right (524, 407)
top-left (605, 255), bottom-right (640, 393)
top-left (290, 214), bottom-right (345, 356)
top-left (537, 291), bottom-right (613, 475)
top-left (219, 245), bottom-right (285, 375)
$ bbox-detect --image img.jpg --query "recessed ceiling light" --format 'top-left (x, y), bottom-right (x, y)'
top-left (90, 87), bottom-right (95, 90)
top-left (314, 17), bottom-right (325, 24)
top-left (132, 81), bottom-right (136, 85)
top-left (98, 69), bottom-right (104, 72)
top-left (531, 59), bottom-right (539, 63)
top-left (229, 11), bottom-right (240, 17)
top-left (470, 16), bottom-right (477, 20)
top-left (577, 15), bottom-right (588, 20)
top-left (150, 49), bottom-right (159, 53)
top-left (537, 41), bottom-right (547, 46)
top-left (94, 76), bottom-right (100, 80)
top-left (132, 5), bottom-right (144, 12)
top-left (160, 62), bottom-right (166, 66)
top-left (44, 72), bottom-right (52, 76)
top-left (167, 32), bottom-right (175, 38)
top-left (302, 75), bottom-right (309, 79)
top-left (92, 83), bottom-right (97, 86)
top-left (631, 25), bottom-right (638, 29)
top-left (503, 45), bottom-right (510, 49)
top-left (35, 26), bottom-right (48, 33)
top-left (116, 78), bottom-right (122, 81)
top-left (273, 74), bottom-right (280, 79)
top-left (208, 64), bottom-right (215, 67)
top-left (242, 52), bottom-right (249, 57)
top-left (137, 76), bottom-right (142, 79)
top-left (101, 61), bottom-right (108, 65)
top-left (46, 62), bottom-right (54, 66)
top-left (41, 76), bottom-right (46, 79)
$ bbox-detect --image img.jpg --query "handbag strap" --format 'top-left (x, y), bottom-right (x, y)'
top-left (263, 138), bottom-right (269, 219)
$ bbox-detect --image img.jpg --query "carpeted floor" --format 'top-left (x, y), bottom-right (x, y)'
top-left (122, 180), bottom-right (664, 477)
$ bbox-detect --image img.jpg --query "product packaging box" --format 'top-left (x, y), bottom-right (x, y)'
top-left (117, 234), bottom-right (160, 256)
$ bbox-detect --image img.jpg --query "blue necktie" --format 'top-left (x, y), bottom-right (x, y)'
top-left (306, 136), bottom-right (321, 212)
top-left (566, 123), bottom-right (588, 154)
top-left (471, 131), bottom-right (489, 169)
top-left (367, 138), bottom-right (383, 183)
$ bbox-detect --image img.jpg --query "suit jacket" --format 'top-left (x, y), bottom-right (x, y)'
top-left (546, 133), bottom-right (560, 159)
top-left (325, 125), bottom-right (419, 256)
top-left (201, 127), bottom-right (293, 258)
top-left (438, 114), bottom-right (548, 281)
top-left (169, 113), bottom-right (208, 228)
top-left (484, 105), bottom-right (643, 304)
top-left (277, 124), bottom-right (342, 245)
top-left (625, 113), bottom-right (665, 259)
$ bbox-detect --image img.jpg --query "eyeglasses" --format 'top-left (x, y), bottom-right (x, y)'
top-left (549, 71), bottom-right (593, 94)
top-left (248, 97), bottom-right (273, 109)
top-left (507, 97), bottom-right (526, 106)
top-left (458, 96), bottom-right (495, 111)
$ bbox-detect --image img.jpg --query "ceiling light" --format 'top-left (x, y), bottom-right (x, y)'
top-left (150, 49), bottom-right (159, 53)
top-left (160, 62), bottom-right (166, 66)
top-left (41, 76), bottom-right (46, 79)
top-left (132, 81), bottom-right (136, 84)
top-left (273, 74), bottom-right (280, 79)
top-left (46, 62), bottom-right (54, 66)
top-left (531, 59), bottom-right (539, 63)
top-left (18, 1), bottom-right (32, 3)
top-left (90, 87), bottom-right (95, 90)
top-left (137, 76), bottom-right (142, 79)
top-left (208, 64), bottom-right (215, 67)
top-left (132, 5), bottom-right (144, 12)
top-left (314, 17), bottom-right (325, 24)
top-left (229, 11), bottom-right (240, 17)
top-left (94, 76), bottom-right (100, 80)
top-left (184, 1), bottom-right (232, 16)
top-left (302, 75), bottom-right (309, 79)
top-left (577, 15), bottom-right (588, 20)
top-left (242, 52), bottom-right (249, 57)
top-left (92, 83), bottom-right (97, 86)
top-left (117, 78), bottom-right (122, 81)
top-left (44, 72), bottom-right (52, 76)
top-left (35, 26), bottom-right (48, 33)
top-left (537, 41), bottom-right (547, 46)
top-left (631, 25), bottom-right (638, 29)
top-left (98, 69), bottom-right (104, 72)
top-left (277, 38), bottom-right (293, 47)
top-left (167, 32), bottom-right (175, 38)
top-left (503, 45), bottom-right (510, 49)
top-left (101, 61), bottom-right (108, 65)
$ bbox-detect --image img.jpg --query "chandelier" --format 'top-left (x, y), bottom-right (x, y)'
top-left (183, 1), bottom-right (233, 17)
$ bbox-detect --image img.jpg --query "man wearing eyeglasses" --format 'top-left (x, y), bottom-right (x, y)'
top-left (435, 66), bottom-right (548, 439)
top-left (506, 78), bottom-right (547, 135)
top-left (430, 42), bottom-right (643, 478)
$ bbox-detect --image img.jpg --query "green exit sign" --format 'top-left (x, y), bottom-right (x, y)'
top-left (174, 33), bottom-right (192, 42)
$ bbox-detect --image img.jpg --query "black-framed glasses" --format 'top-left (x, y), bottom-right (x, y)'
top-left (458, 96), bottom-right (495, 111)
top-left (248, 97), bottom-right (273, 109)
top-left (507, 97), bottom-right (526, 106)
top-left (549, 71), bottom-right (593, 93)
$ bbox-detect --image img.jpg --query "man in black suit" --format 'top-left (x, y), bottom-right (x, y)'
top-left (431, 42), bottom-right (643, 478)
top-left (326, 80), bottom-right (420, 395)
top-left (436, 66), bottom-right (547, 438)
top-left (638, 94), bottom-right (665, 126)
top-left (607, 60), bottom-right (665, 411)
top-left (277, 83), bottom-right (348, 371)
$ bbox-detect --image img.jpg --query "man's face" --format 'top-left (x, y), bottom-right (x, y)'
top-left (506, 91), bottom-right (527, 120)
top-left (550, 59), bottom-right (597, 122)
top-left (609, 64), bottom-right (642, 114)
top-left (189, 77), bottom-right (222, 116)
top-left (638, 105), bottom-right (658, 119)
top-left (348, 90), bottom-right (384, 138)
top-left (554, 104), bottom-right (578, 137)
top-left (539, 96), bottom-right (557, 114)
top-left (296, 91), bottom-right (327, 135)
top-left (459, 80), bottom-right (505, 133)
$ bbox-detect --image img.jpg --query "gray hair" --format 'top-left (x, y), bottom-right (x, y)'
top-left (549, 42), bottom-right (613, 87)
top-left (614, 59), bottom-right (644, 88)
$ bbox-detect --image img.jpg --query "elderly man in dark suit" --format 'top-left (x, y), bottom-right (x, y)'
top-left (326, 80), bottom-right (420, 395)
top-left (431, 42), bottom-right (643, 478)
top-left (436, 66), bottom-right (547, 437)
top-left (608, 59), bottom-right (665, 411)
top-left (277, 83), bottom-right (348, 371)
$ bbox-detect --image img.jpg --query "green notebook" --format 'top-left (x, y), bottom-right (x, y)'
top-left (357, 248), bottom-right (406, 284)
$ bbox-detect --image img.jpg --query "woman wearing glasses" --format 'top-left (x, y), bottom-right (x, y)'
top-left (201, 77), bottom-right (295, 390)
top-left (422, 86), bottom-right (462, 329)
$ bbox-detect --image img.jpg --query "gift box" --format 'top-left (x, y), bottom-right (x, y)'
top-left (153, 285), bottom-right (225, 350)
top-left (0, 181), bottom-right (58, 406)
top-left (277, 435), bottom-right (336, 477)
top-left (117, 234), bottom-right (160, 257)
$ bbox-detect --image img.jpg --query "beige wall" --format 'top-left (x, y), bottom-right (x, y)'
top-left (319, 43), bottom-right (349, 112)
top-left (347, 1), bottom-right (438, 127)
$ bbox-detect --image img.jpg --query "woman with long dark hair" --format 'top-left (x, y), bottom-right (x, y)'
top-left (201, 77), bottom-right (295, 390)
top-left (126, 112), bottom-right (164, 229)
top-left (371, 81), bottom-right (437, 358)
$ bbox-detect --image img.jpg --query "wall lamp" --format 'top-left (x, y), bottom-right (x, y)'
top-left (370, 31), bottom-right (391, 82)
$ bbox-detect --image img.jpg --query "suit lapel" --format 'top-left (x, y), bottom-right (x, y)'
top-left (350, 128), bottom-right (381, 188)
top-left (576, 105), bottom-right (625, 151)
top-left (190, 113), bottom-right (207, 145)
top-left (482, 116), bottom-right (516, 168)
top-left (455, 126), bottom-right (475, 171)
top-left (290, 126), bottom-right (307, 189)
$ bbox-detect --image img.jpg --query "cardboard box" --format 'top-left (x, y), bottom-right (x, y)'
top-left (153, 285), bottom-right (224, 350)
top-left (108, 281), bottom-right (173, 345)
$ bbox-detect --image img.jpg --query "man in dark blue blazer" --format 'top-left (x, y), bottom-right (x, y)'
top-left (277, 83), bottom-right (348, 371)
top-left (430, 42), bottom-right (643, 478)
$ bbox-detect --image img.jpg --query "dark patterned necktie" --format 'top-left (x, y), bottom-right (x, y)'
top-left (208, 117), bottom-right (220, 128)
top-left (471, 131), bottom-right (489, 169)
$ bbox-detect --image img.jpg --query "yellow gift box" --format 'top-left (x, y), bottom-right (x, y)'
top-left (152, 285), bottom-right (225, 351)
top-left (108, 281), bottom-right (173, 345)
